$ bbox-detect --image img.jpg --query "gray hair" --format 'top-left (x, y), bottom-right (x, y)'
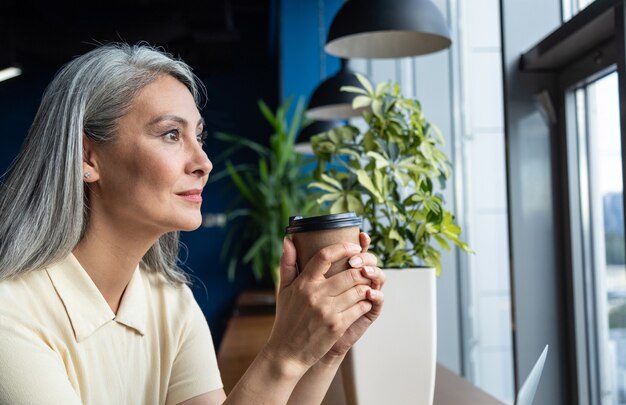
top-left (0, 43), bottom-right (205, 284)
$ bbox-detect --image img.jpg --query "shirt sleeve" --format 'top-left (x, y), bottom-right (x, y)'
top-left (0, 315), bottom-right (83, 405)
top-left (165, 289), bottom-right (223, 405)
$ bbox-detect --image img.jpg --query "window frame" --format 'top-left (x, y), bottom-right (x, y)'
top-left (521, 0), bottom-right (626, 403)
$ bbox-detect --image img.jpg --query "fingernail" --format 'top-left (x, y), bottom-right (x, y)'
top-left (364, 266), bottom-right (374, 274)
top-left (349, 256), bottom-right (363, 267)
top-left (347, 243), bottom-right (361, 252)
top-left (370, 290), bottom-right (377, 298)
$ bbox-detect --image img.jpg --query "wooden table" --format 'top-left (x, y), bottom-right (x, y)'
top-left (217, 292), bottom-right (505, 405)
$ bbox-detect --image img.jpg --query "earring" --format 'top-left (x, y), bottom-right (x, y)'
top-left (83, 171), bottom-right (91, 180)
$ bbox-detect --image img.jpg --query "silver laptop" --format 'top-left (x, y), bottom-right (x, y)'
top-left (515, 345), bottom-right (549, 405)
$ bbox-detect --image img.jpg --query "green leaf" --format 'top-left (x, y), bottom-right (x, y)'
top-left (346, 194), bottom-right (364, 213)
top-left (355, 73), bottom-right (374, 95)
top-left (373, 170), bottom-right (385, 196)
top-left (417, 222), bottom-right (426, 240)
top-left (227, 257), bottom-right (237, 281)
top-left (330, 197), bottom-right (348, 214)
top-left (366, 151), bottom-right (390, 168)
top-left (242, 234), bottom-right (269, 264)
top-left (388, 228), bottom-right (405, 248)
top-left (286, 97), bottom-right (305, 145)
top-left (320, 173), bottom-right (343, 190)
top-left (341, 85), bottom-right (369, 95)
top-left (317, 192), bottom-right (343, 204)
top-left (327, 129), bottom-right (341, 144)
top-left (363, 131), bottom-right (376, 151)
top-left (425, 222), bottom-right (438, 234)
top-left (420, 141), bottom-right (434, 161)
top-left (257, 99), bottom-right (277, 128)
top-left (393, 170), bottom-right (411, 187)
top-left (352, 95), bottom-right (372, 110)
top-left (308, 181), bottom-right (340, 193)
top-left (338, 148), bottom-right (361, 159)
top-left (214, 131), bottom-right (269, 157)
top-left (445, 223), bottom-right (461, 234)
top-left (356, 169), bottom-right (384, 203)
top-left (225, 162), bottom-right (255, 203)
top-left (375, 81), bottom-right (390, 97)
top-left (434, 234), bottom-right (451, 252)
top-left (371, 98), bottom-right (383, 117)
top-left (259, 159), bottom-right (269, 182)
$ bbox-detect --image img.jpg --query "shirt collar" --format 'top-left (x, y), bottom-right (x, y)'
top-left (46, 254), bottom-right (147, 342)
top-left (114, 265), bottom-right (147, 336)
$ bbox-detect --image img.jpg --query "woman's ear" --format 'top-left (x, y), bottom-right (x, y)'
top-left (82, 133), bottom-right (100, 183)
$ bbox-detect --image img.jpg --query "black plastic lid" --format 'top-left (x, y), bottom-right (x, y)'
top-left (285, 212), bottom-right (362, 234)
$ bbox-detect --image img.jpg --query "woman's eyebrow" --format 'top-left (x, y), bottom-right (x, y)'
top-left (146, 114), bottom-right (187, 127)
top-left (146, 115), bottom-right (204, 129)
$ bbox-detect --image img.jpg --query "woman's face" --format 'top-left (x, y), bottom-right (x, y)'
top-left (87, 74), bottom-right (212, 235)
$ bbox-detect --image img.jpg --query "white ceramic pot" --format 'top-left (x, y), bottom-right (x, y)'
top-left (341, 267), bottom-right (437, 405)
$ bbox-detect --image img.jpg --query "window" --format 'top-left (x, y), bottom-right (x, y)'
top-left (509, 0), bottom-right (626, 402)
top-left (569, 70), bottom-right (626, 404)
top-left (459, 0), bottom-right (514, 402)
top-left (563, 0), bottom-right (597, 21)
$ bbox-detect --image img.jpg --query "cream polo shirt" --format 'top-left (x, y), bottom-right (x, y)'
top-left (0, 254), bottom-right (222, 405)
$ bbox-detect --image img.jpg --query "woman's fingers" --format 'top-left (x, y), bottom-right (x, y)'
top-left (331, 271), bottom-right (384, 320)
top-left (346, 251), bottom-right (378, 269)
top-left (360, 265), bottom-right (386, 291)
top-left (359, 232), bottom-right (371, 252)
top-left (300, 242), bottom-right (362, 279)
top-left (341, 297), bottom-right (374, 327)
top-left (365, 288), bottom-right (385, 321)
top-left (268, 236), bottom-right (385, 370)
top-left (326, 266), bottom-right (370, 295)
top-left (278, 238), bottom-right (298, 290)
top-left (323, 252), bottom-right (379, 295)
top-left (333, 283), bottom-right (371, 313)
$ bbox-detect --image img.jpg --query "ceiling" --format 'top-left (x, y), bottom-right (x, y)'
top-left (0, 0), bottom-right (274, 74)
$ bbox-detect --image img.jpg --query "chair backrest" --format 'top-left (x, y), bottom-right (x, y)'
top-left (515, 345), bottom-right (549, 405)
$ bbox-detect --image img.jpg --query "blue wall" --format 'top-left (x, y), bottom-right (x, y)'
top-left (280, 0), bottom-right (343, 106)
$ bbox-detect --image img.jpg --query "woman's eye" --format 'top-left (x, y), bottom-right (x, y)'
top-left (197, 130), bottom-right (208, 145)
top-left (163, 130), bottom-right (180, 142)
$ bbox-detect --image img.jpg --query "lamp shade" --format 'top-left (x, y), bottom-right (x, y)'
top-left (306, 60), bottom-right (368, 121)
top-left (325, 0), bottom-right (451, 59)
top-left (0, 66), bottom-right (21, 82)
top-left (295, 120), bottom-right (342, 154)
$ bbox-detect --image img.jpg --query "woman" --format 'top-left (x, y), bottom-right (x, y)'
top-left (0, 43), bottom-right (384, 404)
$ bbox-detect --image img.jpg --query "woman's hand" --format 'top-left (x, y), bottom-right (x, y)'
top-left (263, 236), bottom-right (379, 377)
top-left (322, 232), bottom-right (385, 361)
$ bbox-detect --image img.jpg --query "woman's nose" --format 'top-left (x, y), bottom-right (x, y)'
top-left (187, 142), bottom-right (213, 177)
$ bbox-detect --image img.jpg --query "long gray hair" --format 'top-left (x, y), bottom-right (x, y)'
top-left (0, 43), bottom-right (205, 284)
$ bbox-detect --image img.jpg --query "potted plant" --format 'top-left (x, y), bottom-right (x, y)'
top-left (213, 98), bottom-right (317, 285)
top-left (309, 75), bottom-right (471, 405)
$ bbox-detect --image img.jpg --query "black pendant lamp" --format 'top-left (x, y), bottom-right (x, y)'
top-left (295, 120), bottom-right (343, 154)
top-left (0, 41), bottom-right (22, 83)
top-left (306, 59), bottom-right (368, 121)
top-left (325, 0), bottom-right (451, 59)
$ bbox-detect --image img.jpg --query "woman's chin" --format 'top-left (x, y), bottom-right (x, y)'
top-left (175, 216), bottom-right (204, 232)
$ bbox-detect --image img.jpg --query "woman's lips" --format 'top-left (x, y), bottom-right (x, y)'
top-left (177, 189), bottom-right (203, 203)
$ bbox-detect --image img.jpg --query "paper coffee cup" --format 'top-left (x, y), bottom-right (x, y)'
top-left (285, 212), bottom-right (362, 277)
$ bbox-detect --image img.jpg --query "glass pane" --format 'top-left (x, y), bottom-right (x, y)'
top-left (458, 0), bottom-right (514, 403)
top-left (576, 71), bottom-right (626, 404)
top-left (563, 0), bottom-right (597, 21)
